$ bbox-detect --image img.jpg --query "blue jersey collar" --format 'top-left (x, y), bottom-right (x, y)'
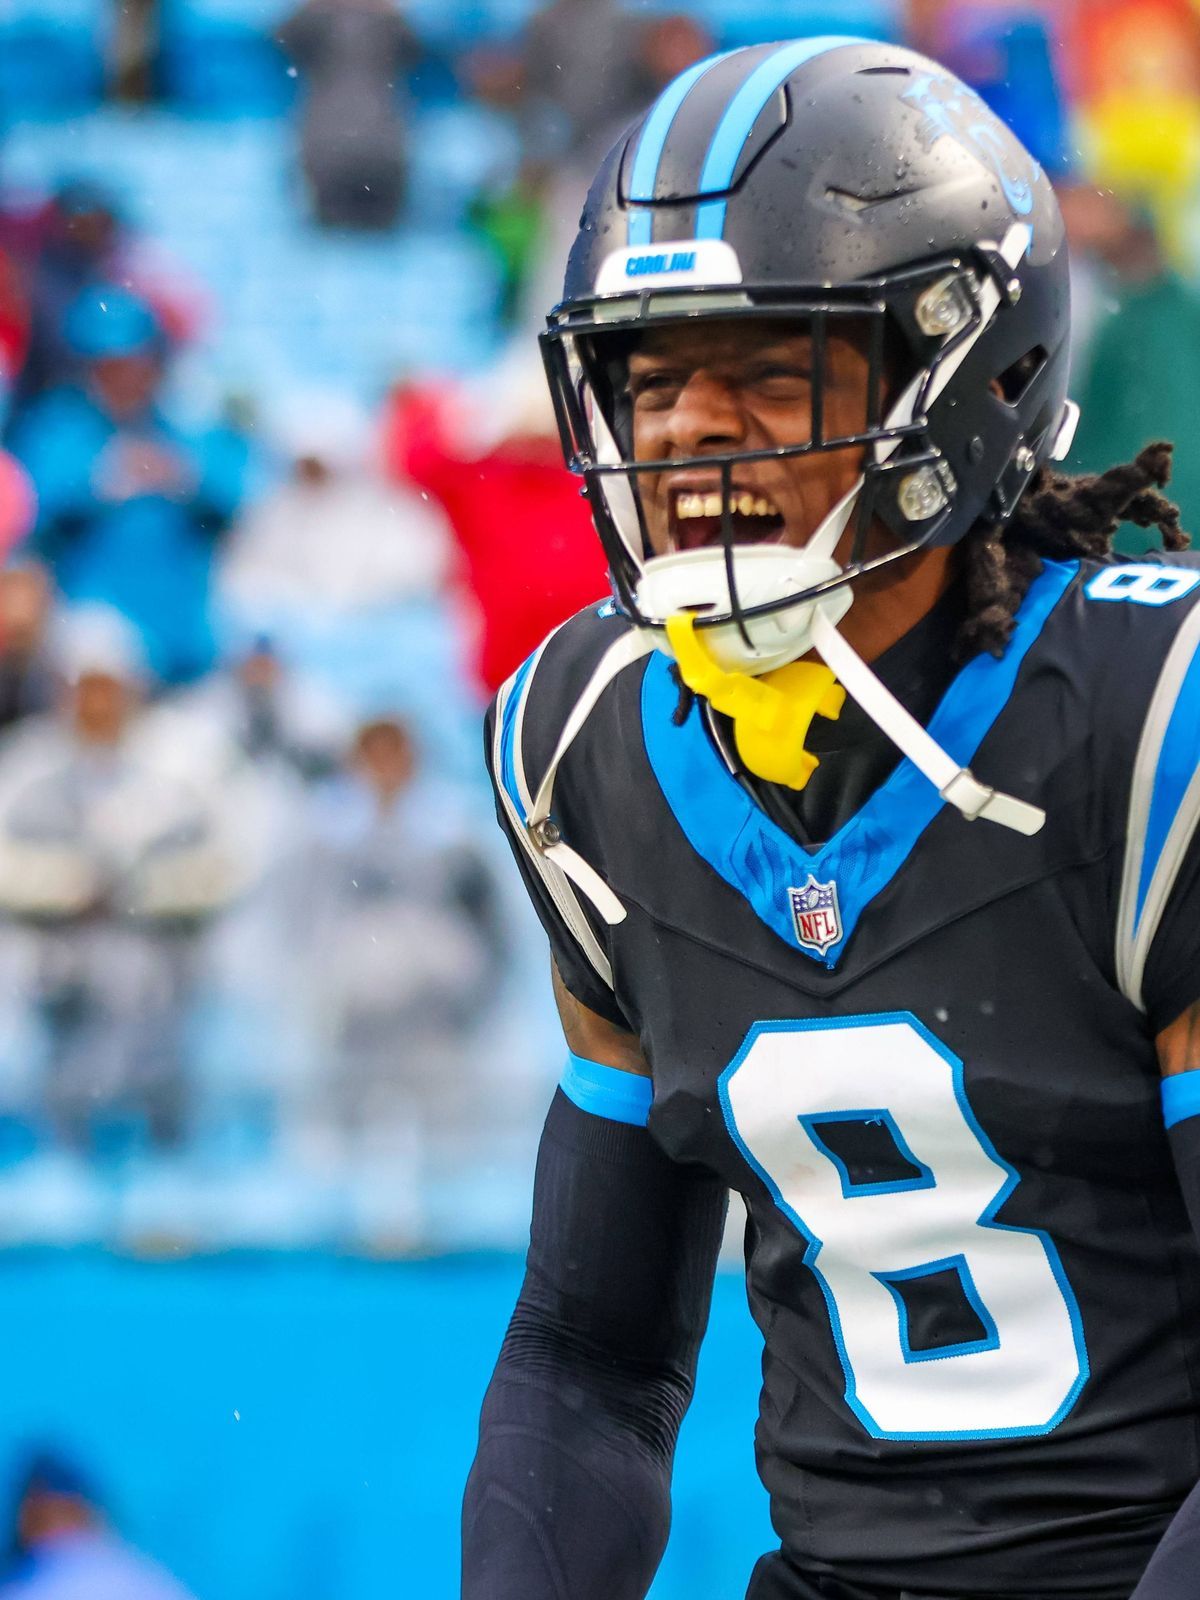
top-left (640, 560), bottom-right (1077, 967)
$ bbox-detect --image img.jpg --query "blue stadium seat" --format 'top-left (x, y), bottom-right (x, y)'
top-left (664, 0), bottom-right (897, 48)
top-left (0, 0), bottom-right (108, 118)
top-left (397, 0), bottom-right (897, 52)
top-left (3, 103), bottom-right (504, 407)
top-left (409, 103), bottom-right (522, 227)
top-left (157, 0), bottom-right (297, 115)
top-left (403, 0), bottom-right (540, 51)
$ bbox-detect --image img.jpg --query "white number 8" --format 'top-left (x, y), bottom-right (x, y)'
top-left (719, 1013), bottom-right (1088, 1440)
top-left (1085, 564), bottom-right (1200, 607)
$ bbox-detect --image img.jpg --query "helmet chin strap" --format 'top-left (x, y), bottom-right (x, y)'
top-left (809, 610), bottom-right (1045, 835)
top-left (642, 483), bottom-right (1045, 832)
top-left (666, 602), bottom-right (1045, 834)
top-left (803, 475), bottom-right (862, 566)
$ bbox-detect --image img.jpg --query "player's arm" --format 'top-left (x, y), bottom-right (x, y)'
top-left (1130, 1007), bottom-right (1200, 1598)
top-left (461, 961), bottom-right (728, 1600)
top-left (1155, 1001), bottom-right (1200, 1075)
top-left (1157, 1001), bottom-right (1200, 1242)
top-left (548, 956), bottom-right (648, 1071)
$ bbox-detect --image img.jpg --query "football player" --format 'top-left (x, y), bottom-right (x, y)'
top-left (462, 36), bottom-right (1200, 1600)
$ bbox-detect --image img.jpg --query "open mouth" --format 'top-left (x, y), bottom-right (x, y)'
top-left (668, 486), bottom-right (786, 551)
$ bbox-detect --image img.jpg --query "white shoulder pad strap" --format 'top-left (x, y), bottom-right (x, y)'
top-left (492, 623), bottom-right (651, 990)
top-left (1116, 600), bottom-right (1200, 1010)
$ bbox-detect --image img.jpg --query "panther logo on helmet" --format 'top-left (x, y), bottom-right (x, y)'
top-left (902, 72), bottom-right (1040, 218)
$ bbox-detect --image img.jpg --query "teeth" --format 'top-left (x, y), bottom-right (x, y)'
top-left (675, 491), bottom-right (780, 520)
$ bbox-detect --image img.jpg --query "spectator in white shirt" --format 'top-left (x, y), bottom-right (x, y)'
top-left (0, 607), bottom-right (251, 1151)
top-left (293, 713), bottom-right (503, 1243)
top-left (218, 389), bottom-right (452, 628)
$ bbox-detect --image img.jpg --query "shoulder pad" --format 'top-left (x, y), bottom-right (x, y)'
top-left (1078, 555), bottom-right (1200, 1007)
top-left (498, 601), bottom-right (637, 785)
top-left (489, 601), bottom-right (648, 984)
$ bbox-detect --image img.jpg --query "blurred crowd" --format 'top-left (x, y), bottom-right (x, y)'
top-left (0, 0), bottom-right (1193, 1256)
top-left (0, 198), bottom-right (583, 1253)
top-left (0, 73), bottom-right (614, 1251)
top-left (0, 1450), bottom-right (194, 1600)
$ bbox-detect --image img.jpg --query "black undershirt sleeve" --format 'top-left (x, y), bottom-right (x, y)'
top-left (461, 1090), bottom-right (728, 1600)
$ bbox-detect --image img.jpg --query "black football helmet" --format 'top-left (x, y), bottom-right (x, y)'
top-left (540, 35), bottom-right (1075, 672)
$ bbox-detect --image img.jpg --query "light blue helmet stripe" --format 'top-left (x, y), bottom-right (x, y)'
top-left (694, 35), bottom-right (864, 240)
top-left (626, 50), bottom-right (734, 245)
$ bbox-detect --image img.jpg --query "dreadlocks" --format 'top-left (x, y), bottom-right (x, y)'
top-left (667, 441), bottom-right (1190, 726)
top-left (956, 441), bottom-right (1190, 662)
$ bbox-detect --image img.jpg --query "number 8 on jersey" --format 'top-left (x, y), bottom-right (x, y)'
top-left (719, 1013), bottom-right (1089, 1441)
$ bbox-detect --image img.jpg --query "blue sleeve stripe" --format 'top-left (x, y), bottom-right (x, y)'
top-left (561, 1053), bottom-right (652, 1126)
top-left (1163, 1071), bottom-right (1200, 1128)
top-left (497, 650), bottom-right (538, 815)
top-left (1136, 639), bottom-right (1200, 929)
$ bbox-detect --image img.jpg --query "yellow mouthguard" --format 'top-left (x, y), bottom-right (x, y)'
top-left (665, 612), bottom-right (845, 791)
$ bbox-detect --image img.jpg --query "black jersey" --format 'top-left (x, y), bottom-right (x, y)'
top-left (486, 554), bottom-right (1200, 1598)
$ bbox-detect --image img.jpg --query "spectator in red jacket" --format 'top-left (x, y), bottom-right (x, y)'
top-left (0, 247), bottom-right (29, 392)
top-left (383, 357), bottom-right (607, 694)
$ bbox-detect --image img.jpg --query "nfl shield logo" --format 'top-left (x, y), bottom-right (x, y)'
top-left (788, 875), bottom-right (842, 955)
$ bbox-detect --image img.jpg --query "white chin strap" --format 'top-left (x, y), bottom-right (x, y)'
top-left (635, 527), bottom-right (1045, 834)
top-left (633, 484), bottom-right (1044, 834)
top-left (809, 613), bottom-right (1044, 836)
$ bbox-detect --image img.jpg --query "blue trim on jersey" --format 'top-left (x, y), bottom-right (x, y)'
top-left (694, 37), bottom-right (862, 239)
top-left (873, 1253), bottom-right (1000, 1364)
top-left (717, 1012), bottom-right (1089, 1441)
top-left (1135, 637), bottom-right (1200, 929)
top-left (561, 1052), bottom-right (652, 1126)
top-left (626, 52), bottom-right (732, 247)
top-left (1163, 1070), bottom-right (1200, 1129)
top-left (798, 1108), bottom-right (935, 1198)
top-left (498, 650), bottom-right (538, 817)
top-left (641, 560), bottom-right (1077, 965)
